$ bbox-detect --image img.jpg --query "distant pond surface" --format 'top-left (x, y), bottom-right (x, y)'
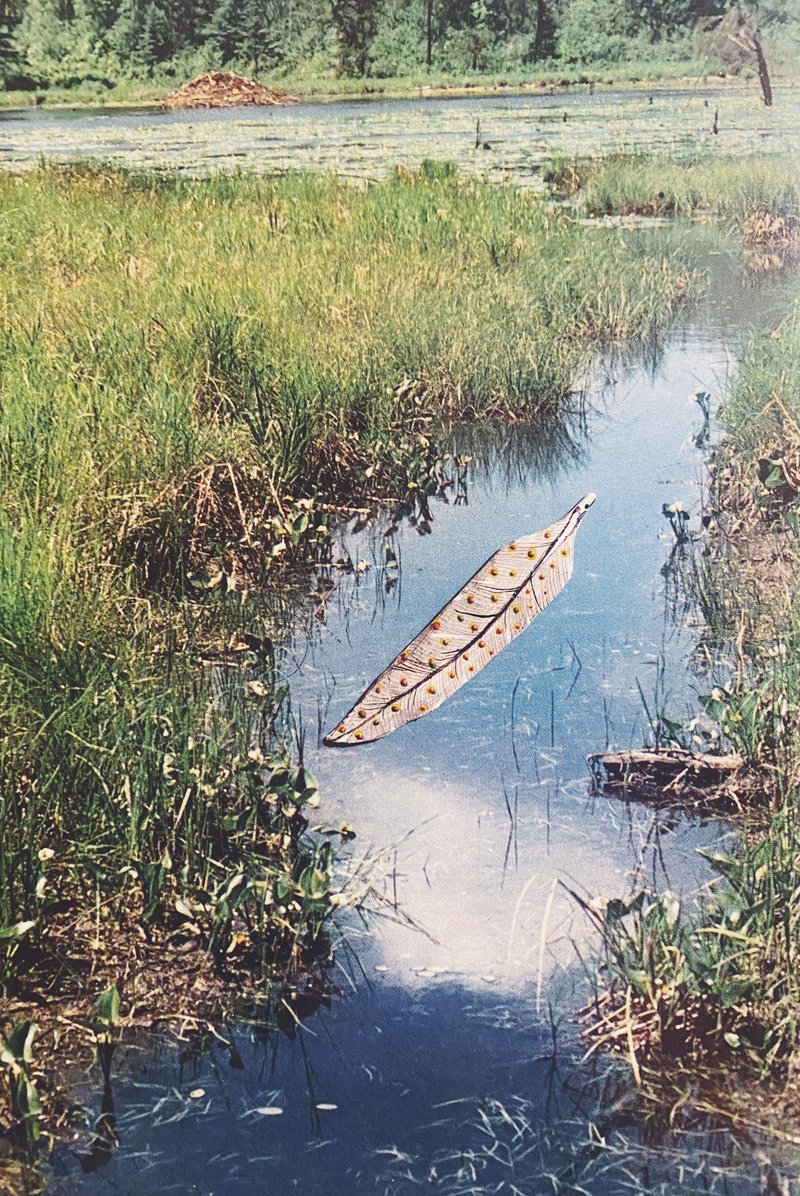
top-left (2, 84), bottom-right (799, 180)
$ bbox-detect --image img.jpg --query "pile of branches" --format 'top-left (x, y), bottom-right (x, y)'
top-left (163, 71), bottom-right (293, 109)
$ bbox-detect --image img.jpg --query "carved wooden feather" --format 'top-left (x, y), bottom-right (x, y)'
top-left (324, 493), bottom-right (596, 747)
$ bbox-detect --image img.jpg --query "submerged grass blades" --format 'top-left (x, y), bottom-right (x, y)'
top-left (325, 494), bottom-right (595, 745)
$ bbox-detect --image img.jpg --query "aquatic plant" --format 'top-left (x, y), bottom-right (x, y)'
top-left (591, 286), bottom-right (800, 1112)
top-left (546, 151), bottom-right (800, 224)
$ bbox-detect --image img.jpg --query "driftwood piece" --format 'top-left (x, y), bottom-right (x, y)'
top-left (589, 747), bottom-right (745, 806)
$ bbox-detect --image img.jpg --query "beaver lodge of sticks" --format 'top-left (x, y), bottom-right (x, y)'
top-left (163, 71), bottom-right (294, 109)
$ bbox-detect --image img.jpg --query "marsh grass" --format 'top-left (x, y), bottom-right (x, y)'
top-left (546, 152), bottom-right (800, 222)
top-left (0, 162), bottom-right (697, 1152)
top-left (1, 163), bottom-right (693, 587)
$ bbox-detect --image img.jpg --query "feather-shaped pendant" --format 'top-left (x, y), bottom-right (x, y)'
top-left (324, 493), bottom-right (596, 747)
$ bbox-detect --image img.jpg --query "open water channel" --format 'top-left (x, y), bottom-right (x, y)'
top-left (15, 88), bottom-right (797, 1194)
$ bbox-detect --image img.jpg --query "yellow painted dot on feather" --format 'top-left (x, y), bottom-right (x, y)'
top-left (440, 637), bottom-right (450, 646)
top-left (509, 569), bottom-right (517, 578)
top-left (488, 649), bottom-right (494, 657)
top-left (527, 548), bottom-right (537, 560)
top-left (419, 703), bottom-right (428, 712)
top-left (561, 548), bottom-right (569, 557)
top-left (355, 731), bottom-right (364, 740)
top-left (544, 530), bottom-right (552, 539)
top-left (513, 622), bottom-right (521, 631)
top-left (432, 619), bottom-right (442, 630)
top-left (375, 684), bottom-right (382, 694)
top-left (490, 593), bottom-right (499, 603)
top-left (448, 669), bottom-right (456, 678)
top-left (470, 621), bottom-right (479, 631)
top-left (512, 604), bottom-right (521, 613)
top-left (372, 717), bottom-right (380, 725)
top-left (400, 651), bottom-right (409, 661)
top-left (490, 567), bottom-right (499, 577)
top-left (391, 702), bottom-right (401, 712)
top-left (467, 594), bottom-right (475, 604)
top-left (462, 652), bottom-right (470, 661)
top-left (400, 678), bottom-right (408, 687)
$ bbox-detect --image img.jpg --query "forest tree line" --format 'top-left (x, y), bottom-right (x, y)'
top-left (0, 0), bottom-right (794, 90)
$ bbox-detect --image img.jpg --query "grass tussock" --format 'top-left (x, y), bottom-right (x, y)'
top-left (590, 291), bottom-right (800, 1117)
top-left (546, 152), bottom-right (800, 224)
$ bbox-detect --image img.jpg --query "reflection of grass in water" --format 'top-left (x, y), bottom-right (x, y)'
top-left (446, 397), bottom-right (589, 493)
top-left (369, 1061), bottom-right (791, 1194)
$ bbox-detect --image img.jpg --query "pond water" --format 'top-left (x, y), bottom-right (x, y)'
top-left (42, 241), bottom-right (797, 1195)
top-left (3, 84), bottom-right (799, 180)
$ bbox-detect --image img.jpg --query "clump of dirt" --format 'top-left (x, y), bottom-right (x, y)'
top-left (163, 71), bottom-right (294, 110)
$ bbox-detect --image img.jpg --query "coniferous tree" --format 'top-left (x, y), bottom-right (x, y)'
top-left (206, 0), bottom-right (281, 70)
top-left (330, 0), bottom-right (381, 74)
top-left (0, 0), bottom-right (19, 81)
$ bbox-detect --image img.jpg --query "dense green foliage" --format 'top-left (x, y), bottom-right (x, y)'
top-left (5, 0), bottom-right (784, 92)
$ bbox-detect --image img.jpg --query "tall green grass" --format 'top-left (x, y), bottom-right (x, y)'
top-left (1, 164), bottom-right (693, 588)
